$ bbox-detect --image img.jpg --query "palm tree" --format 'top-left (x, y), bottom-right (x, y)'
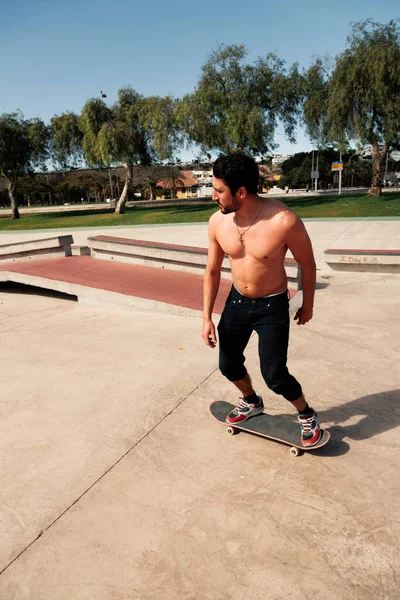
top-left (158, 167), bottom-right (185, 198)
top-left (135, 165), bottom-right (174, 200)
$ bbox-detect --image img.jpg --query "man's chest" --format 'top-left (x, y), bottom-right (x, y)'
top-left (217, 222), bottom-right (287, 261)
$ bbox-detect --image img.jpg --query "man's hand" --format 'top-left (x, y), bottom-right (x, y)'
top-left (293, 305), bottom-right (313, 326)
top-left (202, 320), bottom-right (217, 348)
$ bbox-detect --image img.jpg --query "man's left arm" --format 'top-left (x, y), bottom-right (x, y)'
top-left (285, 212), bottom-right (316, 325)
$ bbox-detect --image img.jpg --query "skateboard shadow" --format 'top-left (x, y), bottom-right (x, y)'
top-left (319, 389), bottom-right (400, 443)
top-left (305, 437), bottom-right (350, 457)
top-left (276, 389), bottom-right (400, 451)
top-left (239, 428), bottom-right (350, 457)
top-left (253, 412), bottom-right (350, 457)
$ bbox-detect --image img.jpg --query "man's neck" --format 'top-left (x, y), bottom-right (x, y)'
top-left (235, 194), bottom-right (261, 221)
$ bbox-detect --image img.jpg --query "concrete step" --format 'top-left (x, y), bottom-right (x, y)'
top-left (88, 235), bottom-right (302, 289)
top-left (0, 256), bottom-right (299, 317)
top-left (71, 245), bottom-right (91, 256)
top-left (0, 235), bottom-right (73, 261)
top-left (324, 249), bottom-right (400, 273)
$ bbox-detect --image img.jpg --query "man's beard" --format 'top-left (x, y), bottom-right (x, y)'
top-left (219, 199), bottom-right (240, 214)
top-left (220, 205), bottom-right (234, 214)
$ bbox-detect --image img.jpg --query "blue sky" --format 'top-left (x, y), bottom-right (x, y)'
top-left (0, 0), bottom-right (398, 160)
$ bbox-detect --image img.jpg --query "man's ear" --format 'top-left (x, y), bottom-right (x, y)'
top-left (237, 186), bottom-right (247, 199)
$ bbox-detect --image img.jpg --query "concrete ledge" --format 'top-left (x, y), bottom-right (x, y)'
top-left (88, 235), bottom-right (302, 289)
top-left (0, 235), bottom-right (73, 261)
top-left (0, 270), bottom-right (203, 317)
top-left (71, 245), bottom-right (91, 256)
top-left (0, 256), bottom-right (299, 317)
top-left (324, 248), bottom-right (400, 273)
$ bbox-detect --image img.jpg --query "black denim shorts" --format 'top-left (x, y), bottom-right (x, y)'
top-left (217, 285), bottom-right (302, 401)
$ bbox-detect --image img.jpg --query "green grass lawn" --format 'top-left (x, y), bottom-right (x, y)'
top-left (0, 192), bottom-right (399, 231)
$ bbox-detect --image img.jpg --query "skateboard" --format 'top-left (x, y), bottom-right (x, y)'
top-left (210, 400), bottom-right (330, 457)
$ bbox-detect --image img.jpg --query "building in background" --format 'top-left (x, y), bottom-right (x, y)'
top-left (271, 154), bottom-right (293, 165)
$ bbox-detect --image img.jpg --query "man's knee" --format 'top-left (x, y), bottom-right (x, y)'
top-left (264, 370), bottom-right (302, 401)
top-left (219, 356), bottom-right (247, 382)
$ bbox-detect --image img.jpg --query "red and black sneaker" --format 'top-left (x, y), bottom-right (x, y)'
top-left (226, 396), bottom-right (264, 424)
top-left (298, 410), bottom-right (322, 447)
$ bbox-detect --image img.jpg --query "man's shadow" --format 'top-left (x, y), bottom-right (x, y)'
top-left (320, 389), bottom-right (400, 442)
top-left (275, 389), bottom-right (400, 458)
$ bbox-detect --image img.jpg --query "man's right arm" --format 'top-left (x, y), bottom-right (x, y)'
top-left (202, 216), bottom-right (224, 348)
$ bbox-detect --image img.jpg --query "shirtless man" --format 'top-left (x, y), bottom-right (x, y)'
top-left (202, 152), bottom-right (321, 447)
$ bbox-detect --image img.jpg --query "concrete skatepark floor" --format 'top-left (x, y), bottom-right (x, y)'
top-left (1, 267), bottom-right (399, 599)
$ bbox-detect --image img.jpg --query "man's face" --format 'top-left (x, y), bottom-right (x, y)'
top-left (212, 176), bottom-right (241, 214)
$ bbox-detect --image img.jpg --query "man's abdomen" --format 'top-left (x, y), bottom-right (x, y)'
top-left (230, 260), bottom-right (287, 298)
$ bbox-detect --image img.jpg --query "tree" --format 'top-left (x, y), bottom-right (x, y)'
top-left (344, 153), bottom-right (372, 188)
top-left (157, 167), bottom-right (185, 198)
top-left (301, 57), bottom-right (332, 146)
top-left (279, 152), bottom-right (313, 190)
top-left (278, 149), bottom-right (357, 190)
top-left (79, 88), bottom-right (179, 214)
top-left (51, 112), bottom-right (84, 169)
top-left (303, 20), bottom-right (400, 197)
top-left (17, 174), bottom-right (55, 207)
top-left (135, 165), bottom-right (177, 200)
top-left (55, 170), bottom-right (110, 204)
top-left (0, 112), bottom-right (49, 219)
top-left (176, 44), bottom-right (302, 155)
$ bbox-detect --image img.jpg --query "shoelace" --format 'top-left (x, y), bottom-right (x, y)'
top-left (299, 414), bottom-right (315, 434)
top-left (232, 398), bottom-right (251, 414)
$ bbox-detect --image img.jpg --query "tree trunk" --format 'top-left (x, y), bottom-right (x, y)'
top-left (115, 163), bottom-right (133, 214)
top-left (7, 179), bottom-right (20, 219)
top-left (368, 142), bottom-right (386, 198)
top-left (148, 184), bottom-right (155, 200)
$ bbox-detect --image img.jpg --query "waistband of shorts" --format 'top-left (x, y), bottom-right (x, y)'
top-left (230, 284), bottom-right (288, 303)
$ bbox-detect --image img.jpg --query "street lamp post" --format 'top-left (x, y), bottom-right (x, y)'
top-left (348, 152), bottom-right (357, 189)
top-left (384, 149), bottom-right (389, 185)
top-left (311, 150), bottom-right (314, 191)
top-left (100, 91), bottom-right (115, 203)
top-left (108, 168), bottom-right (114, 202)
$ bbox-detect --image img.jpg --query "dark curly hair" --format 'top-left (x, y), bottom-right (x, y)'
top-left (213, 152), bottom-right (259, 195)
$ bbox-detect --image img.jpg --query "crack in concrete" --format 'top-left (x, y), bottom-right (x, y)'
top-left (0, 309), bottom-right (99, 336)
top-left (0, 365), bottom-right (220, 577)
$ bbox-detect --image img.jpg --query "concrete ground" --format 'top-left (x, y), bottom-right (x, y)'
top-left (0, 221), bottom-right (400, 599)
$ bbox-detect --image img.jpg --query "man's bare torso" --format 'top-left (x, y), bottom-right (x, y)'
top-left (213, 198), bottom-right (291, 298)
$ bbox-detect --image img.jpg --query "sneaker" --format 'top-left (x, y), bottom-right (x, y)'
top-left (298, 410), bottom-right (322, 447)
top-left (226, 396), bottom-right (264, 424)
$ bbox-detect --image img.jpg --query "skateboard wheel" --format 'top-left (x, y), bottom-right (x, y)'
top-left (226, 426), bottom-right (238, 436)
top-left (290, 447), bottom-right (300, 457)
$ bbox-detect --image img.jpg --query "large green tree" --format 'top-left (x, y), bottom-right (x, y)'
top-left (79, 87), bottom-right (179, 214)
top-left (51, 111), bottom-right (83, 169)
top-left (278, 149), bottom-right (372, 190)
top-left (303, 20), bottom-right (400, 196)
top-left (0, 112), bottom-right (49, 218)
top-left (177, 44), bottom-right (302, 155)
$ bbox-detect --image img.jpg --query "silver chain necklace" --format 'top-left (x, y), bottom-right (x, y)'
top-left (234, 199), bottom-right (260, 244)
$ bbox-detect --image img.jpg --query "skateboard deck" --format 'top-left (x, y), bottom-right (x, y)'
top-left (210, 400), bottom-right (330, 456)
